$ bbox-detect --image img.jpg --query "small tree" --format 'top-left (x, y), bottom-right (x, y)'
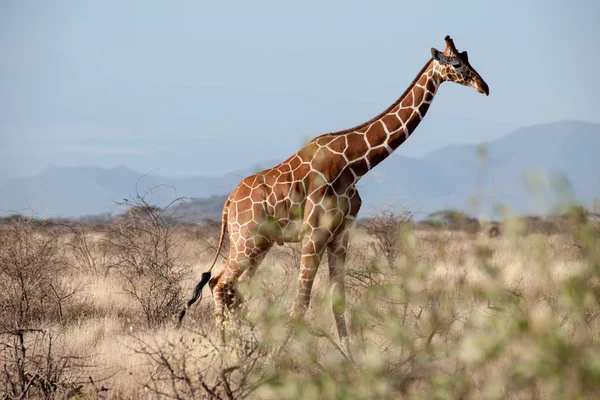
top-left (423, 209), bottom-right (480, 233)
top-left (0, 216), bottom-right (75, 329)
top-left (106, 194), bottom-right (190, 327)
top-left (362, 205), bottom-right (415, 266)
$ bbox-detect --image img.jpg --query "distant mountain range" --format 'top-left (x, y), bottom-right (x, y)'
top-left (1, 120), bottom-right (598, 219)
top-left (358, 120), bottom-right (600, 217)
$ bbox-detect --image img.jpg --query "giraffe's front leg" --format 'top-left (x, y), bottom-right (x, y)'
top-left (290, 230), bottom-right (328, 321)
top-left (276, 228), bottom-right (328, 355)
top-left (327, 223), bottom-right (354, 362)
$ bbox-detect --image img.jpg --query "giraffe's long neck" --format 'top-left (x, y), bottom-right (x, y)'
top-left (342, 59), bottom-right (443, 180)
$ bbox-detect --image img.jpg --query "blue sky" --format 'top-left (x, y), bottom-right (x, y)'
top-left (1, 1), bottom-right (598, 178)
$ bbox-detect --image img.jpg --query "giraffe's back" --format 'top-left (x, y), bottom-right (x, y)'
top-left (225, 163), bottom-right (307, 244)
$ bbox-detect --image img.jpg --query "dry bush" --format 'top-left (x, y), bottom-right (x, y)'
top-left (0, 216), bottom-right (77, 329)
top-left (136, 324), bottom-right (272, 399)
top-left (272, 243), bottom-right (301, 278)
top-left (419, 209), bottom-right (481, 233)
top-left (193, 218), bottom-right (231, 265)
top-left (344, 206), bottom-right (415, 296)
top-left (62, 221), bottom-right (118, 277)
top-left (360, 205), bottom-right (415, 267)
top-left (0, 217), bottom-right (102, 399)
top-left (103, 196), bottom-right (190, 327)
top-left (0, 329), bottom-right (98, 399)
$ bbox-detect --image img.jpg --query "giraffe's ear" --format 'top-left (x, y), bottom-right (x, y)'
top-left (431, 47), bottom-right (451, 65)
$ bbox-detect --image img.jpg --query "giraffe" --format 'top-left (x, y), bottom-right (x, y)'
top-left (178, 36), bottom-right (489, 359)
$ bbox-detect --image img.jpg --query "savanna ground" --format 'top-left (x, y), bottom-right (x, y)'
top-left (1, 200), bottom-right (599, 399)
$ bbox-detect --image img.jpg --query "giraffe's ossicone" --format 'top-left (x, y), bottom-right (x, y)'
top-left (179, 35), bottom-right (489, 360)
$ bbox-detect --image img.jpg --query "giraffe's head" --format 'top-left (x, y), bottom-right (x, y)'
top-left (431, 36), bottom-right (489, 96)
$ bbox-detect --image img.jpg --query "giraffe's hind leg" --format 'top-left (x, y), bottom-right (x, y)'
top-left (212, 241), bottom-right (272, 341)
top-left (209, 262), bottom-right (243, 312)
top-left (210, 251), bottom-right (267, 315)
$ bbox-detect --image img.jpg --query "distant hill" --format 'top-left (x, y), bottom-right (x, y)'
top-left (169, 195), bottom-right (229, 223)
top-left (1, 121), bottom-right (598, 219)
top-left (0, 165), bottom-right (244, 218)
top-left (418, 120), bottom-right (600, 214)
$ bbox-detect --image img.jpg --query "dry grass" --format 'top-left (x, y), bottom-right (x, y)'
top-left (1, 209), bottom-right (599, 399)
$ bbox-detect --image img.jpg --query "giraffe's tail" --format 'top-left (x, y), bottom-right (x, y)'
top-left (177, 199), bottom-right (230, 328)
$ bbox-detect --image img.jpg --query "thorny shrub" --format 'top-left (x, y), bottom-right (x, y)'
top-left (137, 323), bottom-right (273, 400)
top-left (0, 329), bottom-right (99, 399)
top-left (0, 216), bottom-right (77, 329)
top-left (361, 205), bottom-right (415, 267)
top-left (0, 217), bottom-right (101, 399)
top-left (105, 197), bottom-right (190, 327)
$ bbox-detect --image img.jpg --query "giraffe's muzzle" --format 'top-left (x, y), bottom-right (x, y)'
top-left (476, 79), bottom-right (489, 96)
